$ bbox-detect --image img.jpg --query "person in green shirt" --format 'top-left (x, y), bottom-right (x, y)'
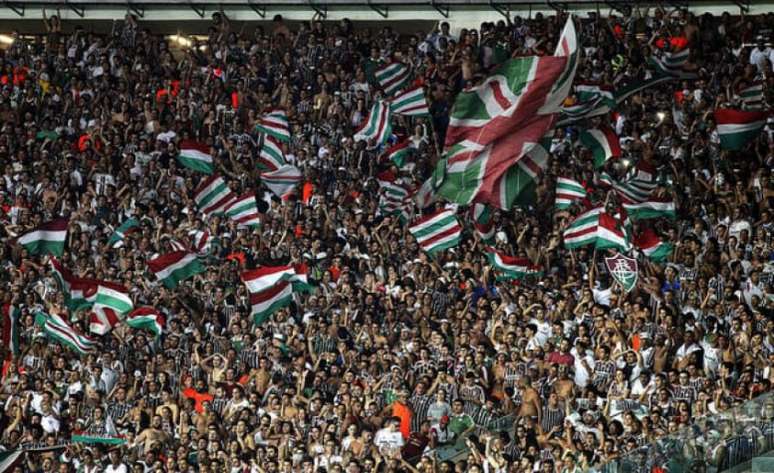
top-left (448, 399), bottom-right (475, 439)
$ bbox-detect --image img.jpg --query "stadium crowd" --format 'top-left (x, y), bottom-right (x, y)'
top-left (0, 5), bottom-right (773, 473)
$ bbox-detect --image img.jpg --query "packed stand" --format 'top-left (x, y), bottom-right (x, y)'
top-left (0, 6), bottom-right (773, 473)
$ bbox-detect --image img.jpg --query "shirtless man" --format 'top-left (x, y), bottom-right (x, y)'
top-left (133, 415), bottom-right (170, 452)
top-left (517, 376), bottom-right (541, 425)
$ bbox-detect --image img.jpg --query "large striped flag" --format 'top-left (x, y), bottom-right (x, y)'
top-left (444, 55), bottom-right (567, 148)
top-left (194, 175), bottom-right (236, 216)
top-left (409, 209), bottom-right (462, 254)
top-left (189, 230), bottom-right (211, 256)
top-left (177, 140), bottom-right (214, 174)
top-left (376, 62), bottom-right (411, 96)
top-left (389, 85), bottom-right (429, 116)
top-left (486, 249), bottom-right (543, 280)
top-left (623, 196), bottom-right (676, 220)
top-left (126, 307), bottom-right (165, 337)
top-left (1, 304), bottom-right (20, 359)
top-left (224, 193), bottom-right (261, 227)
top-left (471, 204), bottom-right (495, 244)
top-left (354, 100), bottom-right (392, 147)
top-left (0, 450), bottom-right (23, 472)
top-left (147, 251), bottom-right (206, 289)
top-left (260, 164), bottom-right (302, 200)
top-left (714, 109), bottom-right (767, 150)
top-left (634, 228), bottom-right (673, 263)
top-left (383, 139), bottom-right (412, 169)
top-left (258, 135), bottom-right (287, 171)
top-left (35, 311), bottom-right (96, 356)
top-left (579, 126), bottom-right (621, 168)
top-left (378, 181), bottom-right (411, 215)
top-left (435, 116), bottom-right (553, 207)
top-left (575, 83), bottom-right (615, 108)
top-left (107, 218), bottom-right (140, 248)
top-left (17, 218), bottom-right (68, 257)
top-left (255, 109), bottom-right (291, 142)
top-left (595, 212), bottom-right (631, 252)
top-left (241, 265), bottom-right (314, 324)
top-left (739, 83), bottom-right (765, 111)
top-left (555, 177), bottom-right (587, 210)
top-left (484, 133), bottom-right (551, 210)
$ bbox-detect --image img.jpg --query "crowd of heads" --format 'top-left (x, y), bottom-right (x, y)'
top-left (0, 5), bottom-right (773, 473)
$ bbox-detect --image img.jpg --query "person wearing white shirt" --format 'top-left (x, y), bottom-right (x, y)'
top-left (104, 449), bottom-right (128, 473)
top-left (749, 39), bottom-right (772, 72)
top-left (374, 418), bottom-right (404, 456)
top-left (571, 341), bottom-right (595, 388)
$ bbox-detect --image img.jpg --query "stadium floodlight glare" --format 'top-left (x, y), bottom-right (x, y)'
top-left (0, 35), bottom-right (15, 45)
top-left (168, 35), bottom-right (192, 48)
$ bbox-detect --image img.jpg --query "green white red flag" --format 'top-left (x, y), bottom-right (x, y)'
top-left (383, 139), bottom-right (412, 169)
top-left (714, 108), bottom-right (766, 150)
top-left (194, 175), bottom-right (237, 217)
top-left (241, 265), bottom-right (314, 324)
top-left (389, 85), bottom-right (429, 116)
top-left (739, 83), bottom-right (765, 111)
top-left (35, 311), bottom-right (96, 356)
top-left (486, 248), bottom-right (543, 280)
top-left (177, 140), bottom-right (214, 174)
top-left (261, 164), bottom-right (302, 200)
top-left (555, 177), bottom-right (587, 210)
top-left (255, 109), bottom-right (291, 142)
top-left (17, 218), bottom-right (68, 257)
top-left (258, 135), bottom-right (287, 171)
top-left (224, 193), bottom-right (261, 228)
top-left (147, 251), bottom-right (206, 289)
top-left (376, 62), bottom-right (411, 96)
top-left (409, 209), bottom-right (462, 254)
top-left (622, 196), bottom-right (676, 220)
top-left (126, 307), bottom-right (165, 337)
top-left (354, 100), bottom-right (392, 147)
top-left (579, 126), bottom-right (621, 168)
top-left (634, 228), bottom-right (673, 263)
top-left (471, 204), bottom-right (495, 244)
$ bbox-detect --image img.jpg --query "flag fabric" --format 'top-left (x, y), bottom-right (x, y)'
top-left (354, 100), bottom-right (392, 147)
top-left (595, 212), bottom-right (630, 252)
top-left (107, 218), bottom-right (140, 248)
top-left (0, 451), bottom-right (23, 472)
top-left (389, 85), bottom-right (429, 116)
top-left (555, 177), bottom-right (587, 210)
top-left (379, 181), bottom-right (411, 215)
top-left (255, 109), bottom-right (291, 142)
top-left (435, 116), bottom-right (554, 207)
top-left (739, 83), bottom-right (765, 111)
top-left (563, 207), bottom-right (603, 249)
top-left (383, 139), bottom-right (412, 169)
top-left (486, 249), bottom-right (543, 280)
top-left (376, 62), bottom-right (411, 96)
top-left (241, 265), bottom-right (314, 324)
top-left (147, 251), bottom-right (205, 289)
top-left (649, 48), bottom-right (691, 76)
top-left (50, 257), bottom-right (94, 312)
top-left (88, 281), bottom-right (134, 335)
top-left (634, 228), bottom-right (673, 262)
top-left (1, 304), bottom-right (20, 359)
top-left (224, 193), bottom-right (261, 227)
top-left (261, 164), bottom-right (302, 200)
top-left (471, 204), bottom-right (495, 244)
top-left (539, 17), bottom-right (579, 115)
top-left (17, 218), bottom-right (68, 257)
top-left (714, 109), bottom-right (767, 150)
top-left (71, 435), bottom-right (127, 446)
top-left (409, 209), bottom-right (462, 254)
top-left (623, 197), bottom-right (676, 220)
top-left (177, 140), bottom-right (214, 174)
top-left (444, 56), bottom-right (566, 148)
top-left (599, 161), bottom-right (657, 203)
top-left (575, 83), bottom-right (615, 108)
top-left (35, 311), bottom-right (95, 356)
top-left (194, 175), bottom-right (237, 216)
top-left (258, 135), bottom-right (286, 171)
top-left (484, 135), bottom-right (551, 210)
top-left (189, 230), bottom-right (211, 255)
top-left (126, 307), bottom-right (165, 337)
top-left (579, 126), bottom-right (621, 168)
